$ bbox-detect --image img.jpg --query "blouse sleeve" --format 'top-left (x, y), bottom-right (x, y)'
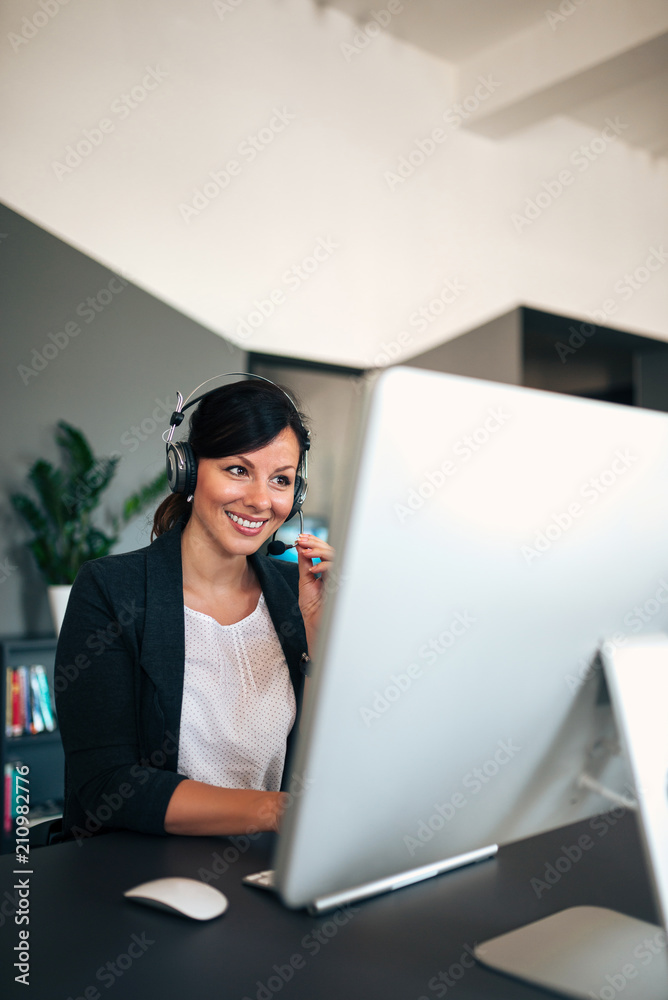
top-left (55, 559), bottom-right (187, 840)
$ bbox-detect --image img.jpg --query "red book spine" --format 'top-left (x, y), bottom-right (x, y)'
top-left (11, 670), bottom-right (21, 737)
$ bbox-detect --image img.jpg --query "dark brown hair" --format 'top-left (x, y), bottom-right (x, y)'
top-left (151, 378), bottom-right (309, 539)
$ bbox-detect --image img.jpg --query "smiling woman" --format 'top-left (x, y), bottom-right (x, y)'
top-left (54, 376), bottom-right (335, 844)
top-left (190, 426), bottom-right (300, 553)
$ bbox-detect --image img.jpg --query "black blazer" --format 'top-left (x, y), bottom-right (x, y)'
top-left (55, 518), bottom-right (308, 842)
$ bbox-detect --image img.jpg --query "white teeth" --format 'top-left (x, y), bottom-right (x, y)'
top-left (226, 512), bottom-right (265, 529)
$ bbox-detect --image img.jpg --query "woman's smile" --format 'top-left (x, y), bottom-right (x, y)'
top-left (225, 511), bottom-right (270, 535)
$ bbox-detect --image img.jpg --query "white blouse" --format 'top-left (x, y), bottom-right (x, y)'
top-left (177, 594), bottom-right (296, 792)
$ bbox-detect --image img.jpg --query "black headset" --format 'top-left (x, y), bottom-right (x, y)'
top-left (163, 373), bottom-right (310, 549)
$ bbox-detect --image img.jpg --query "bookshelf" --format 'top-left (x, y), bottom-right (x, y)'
top-left (1, 637), bottom-right (64, 854)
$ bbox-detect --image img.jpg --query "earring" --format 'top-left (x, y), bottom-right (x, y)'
top-left (186, 494), bottom-right (193, 503)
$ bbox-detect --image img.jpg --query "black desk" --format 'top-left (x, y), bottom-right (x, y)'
top-left (0, 812), bottom-right (658, 1000)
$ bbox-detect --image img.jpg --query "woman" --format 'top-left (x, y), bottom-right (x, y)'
top-left (55, 377), bottom-right (334, 843)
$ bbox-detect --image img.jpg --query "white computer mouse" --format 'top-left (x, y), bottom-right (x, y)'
top-left (124, 877), bottom-right (228, 920)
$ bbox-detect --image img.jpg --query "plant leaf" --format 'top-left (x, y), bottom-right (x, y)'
top-left (27, 460), bottom-right (67, 532)
top-left (56, 421), bottom-right (95, 479)
top-left (10, 492), bottom-right (49, 538)
top-left (121, 470), bottom-right (169, 524)
top-left (12, 422), bottom-right (168, 585)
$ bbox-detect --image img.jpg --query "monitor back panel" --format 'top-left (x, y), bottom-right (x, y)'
top-left (275, 367), bottom-right (668, 908)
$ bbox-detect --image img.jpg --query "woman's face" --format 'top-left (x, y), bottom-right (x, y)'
top-left (190, 426), bottom-right (301, 556)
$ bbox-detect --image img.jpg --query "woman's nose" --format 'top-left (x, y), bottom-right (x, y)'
top-left (244, 479), bottom-right (271, 510)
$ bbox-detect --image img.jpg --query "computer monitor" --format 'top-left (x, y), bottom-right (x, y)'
top-left (273, 366), bottom-right (668, 912)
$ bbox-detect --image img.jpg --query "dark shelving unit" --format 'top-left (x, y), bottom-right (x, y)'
top-left (1, 636), bottom-right (63, 853)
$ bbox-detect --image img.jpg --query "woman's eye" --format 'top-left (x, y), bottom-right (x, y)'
top-left (226, 465), bottom-right (247, 476)
top-left (274, 476), bottom-right (292, 487)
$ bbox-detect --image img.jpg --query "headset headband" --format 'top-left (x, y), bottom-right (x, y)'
top-left (163, 372), bottom-right (309, 449)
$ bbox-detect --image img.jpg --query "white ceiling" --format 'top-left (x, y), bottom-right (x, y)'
top-left (326, 0), bottom-right (668, 158)
top-left (324, 0), bottom-right (552, 59)
top-left (1, 0), bottom-right (666, 369)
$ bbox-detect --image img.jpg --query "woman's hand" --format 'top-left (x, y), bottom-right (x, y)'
top-left (296, 533), bottom-right (336, 654)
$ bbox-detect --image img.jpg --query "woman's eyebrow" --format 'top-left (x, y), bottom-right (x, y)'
top-left (229, 456), bottom-right (296, 472)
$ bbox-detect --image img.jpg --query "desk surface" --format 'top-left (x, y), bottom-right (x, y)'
top-left (0, 811), bottom-right (657, 1000)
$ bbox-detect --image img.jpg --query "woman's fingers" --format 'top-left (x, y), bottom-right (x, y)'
top-left (296, 534), bottom-right (334, 565)
top-left (308, 559), bottom-right (332, 575)
top-left (296, 535), bottom-right (334, 579)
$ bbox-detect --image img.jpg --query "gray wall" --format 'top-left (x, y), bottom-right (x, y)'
top-left (1, 204), bottom-right (245, 637)
top-left (404, 310), bottom-right (522, 386)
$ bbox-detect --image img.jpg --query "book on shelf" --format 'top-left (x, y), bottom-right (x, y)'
top-left (5, 668), bottom-right (13, 738)
top-left (18, 666), bottom-right (30, 735)
top-left (34, 664), bottom-right (56, 731)
top-left (10, 669), bottom-right (21, 737)
top-left (3, 762), bottom-right (11, 834)
top-left (4, 664), bottom-right (57, 737)
top-left (29, 670), bottom-right (45, 733)
top-left (3, 759), bottom-right (24, 834)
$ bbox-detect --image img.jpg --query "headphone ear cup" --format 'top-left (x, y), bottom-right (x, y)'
top-left (166, 442), bottom-right (198, 495)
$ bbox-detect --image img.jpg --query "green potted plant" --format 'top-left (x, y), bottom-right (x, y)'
top-left (11, 420), bottom-right (168, 633)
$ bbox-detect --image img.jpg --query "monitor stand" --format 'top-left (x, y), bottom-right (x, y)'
top-left (475, 905), bottom-right (668, 999)
top-left (307, 842), bottom-right (498, 914)
top-left (475, 635), bottom-right (668, 998)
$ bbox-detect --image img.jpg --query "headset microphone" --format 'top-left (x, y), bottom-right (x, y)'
top-left (266, 510), bottom-right (304, 555)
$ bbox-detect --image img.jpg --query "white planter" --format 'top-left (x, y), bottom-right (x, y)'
top-left (47, 585), bottom-right (72, 636)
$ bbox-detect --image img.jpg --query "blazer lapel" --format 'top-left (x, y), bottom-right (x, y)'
top-left (142, 520), bottom-right (187, 744)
